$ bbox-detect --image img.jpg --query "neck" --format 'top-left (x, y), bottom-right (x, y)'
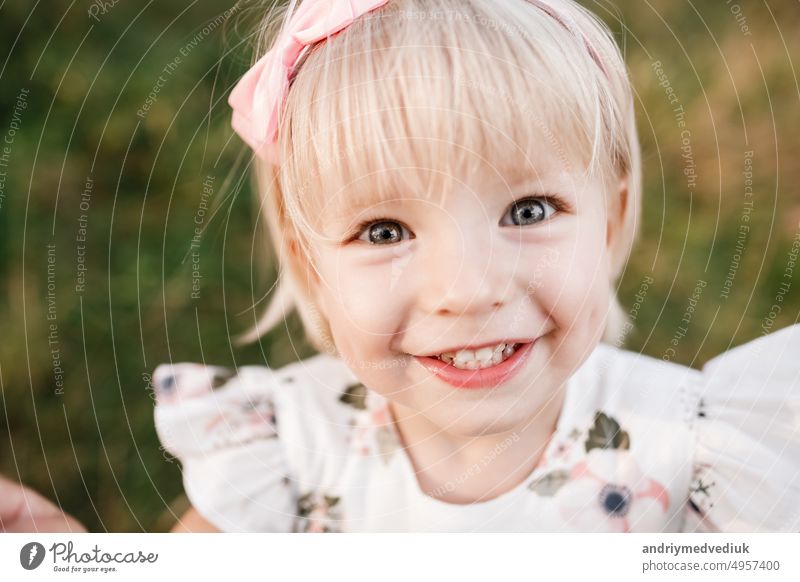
top-left (388, 390), bottom-right (565, 504)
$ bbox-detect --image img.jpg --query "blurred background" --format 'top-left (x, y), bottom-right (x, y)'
top-left (0, 0), bottom-right (798, 532)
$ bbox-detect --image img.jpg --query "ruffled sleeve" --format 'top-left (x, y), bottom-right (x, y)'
top-left (683, 324), bottom-right (800, 532)
top-left (153, 363), bottom-right (297, 532)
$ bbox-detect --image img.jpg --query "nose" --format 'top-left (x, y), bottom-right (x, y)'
top-left (420, 225), bottom-right (509, 317)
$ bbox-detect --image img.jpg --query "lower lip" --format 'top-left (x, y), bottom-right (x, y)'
top-left (412, 341), bottom-right (535, 389)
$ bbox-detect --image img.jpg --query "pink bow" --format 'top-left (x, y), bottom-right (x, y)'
top-left (228, 0), bottom-right (389, 164)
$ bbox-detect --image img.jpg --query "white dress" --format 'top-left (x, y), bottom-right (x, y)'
top-left (153, 324), bottom-right (800, 532)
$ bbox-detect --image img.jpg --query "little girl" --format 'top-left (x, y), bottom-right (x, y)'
top-left (152, 0), bottom-right (800, 533)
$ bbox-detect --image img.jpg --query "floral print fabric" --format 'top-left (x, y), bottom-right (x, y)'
top-left (527, 412), bottom-right (670, 532)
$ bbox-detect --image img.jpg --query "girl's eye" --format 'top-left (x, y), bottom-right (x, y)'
top-left (355, 220), bottom-right (412, 245)
top-left (350, 195), bottom-right (563, 246)
top-left (505, 196), bottom-right (560, 226)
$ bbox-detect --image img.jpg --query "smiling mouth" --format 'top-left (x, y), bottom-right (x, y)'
top-left (411, 340), bottom-right (536, 389)
top-left (435, 342), bottom-right (524, 370)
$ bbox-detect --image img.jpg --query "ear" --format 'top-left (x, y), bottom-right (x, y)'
top-left (606, 173), bottom-right (629, 251)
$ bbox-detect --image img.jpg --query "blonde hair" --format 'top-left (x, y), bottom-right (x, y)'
top-left (238, 0), bottom-right (641, 353)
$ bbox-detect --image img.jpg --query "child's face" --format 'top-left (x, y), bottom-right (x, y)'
top-left (305, 154), bottom-right (622, 437)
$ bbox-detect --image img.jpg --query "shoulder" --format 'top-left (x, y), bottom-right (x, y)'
top-left (684, 323), bottom-right (800, 532)
top-left (569, 341), bottom-right (700, 422)
top-left (259, 352), bottom-right (371, 453)
top-left (266, 352), bottom-right (367, 420)
top-left (697, 323), bottom-right (800, 395)
top-left (150, 352), bottom-right (364, 532)
top-left (152, 352), bottom-right (360, 405)
top-left (152, 352), bottom-right (363, 447)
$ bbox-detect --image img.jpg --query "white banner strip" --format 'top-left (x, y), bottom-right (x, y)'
top-left (1, 533), bottom-right (798, 581)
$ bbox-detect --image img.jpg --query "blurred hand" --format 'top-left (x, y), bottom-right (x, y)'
top-left (0, 474), bottom-right (86, 532)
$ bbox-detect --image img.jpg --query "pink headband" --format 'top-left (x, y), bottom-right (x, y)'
top-left (228, 0), bottom-right (607, 164)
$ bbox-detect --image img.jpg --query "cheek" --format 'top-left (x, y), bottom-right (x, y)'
top-left (317, 254), bottom-right (408, 345)
top-left (530, 239), bottom-right (611, 319)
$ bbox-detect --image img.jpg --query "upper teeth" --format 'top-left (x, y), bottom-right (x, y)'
top-left (438, 343), bottom-right (519, 369)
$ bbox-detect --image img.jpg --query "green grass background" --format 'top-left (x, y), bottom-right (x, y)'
top-left (0, 0), bottom-right (798, 531)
